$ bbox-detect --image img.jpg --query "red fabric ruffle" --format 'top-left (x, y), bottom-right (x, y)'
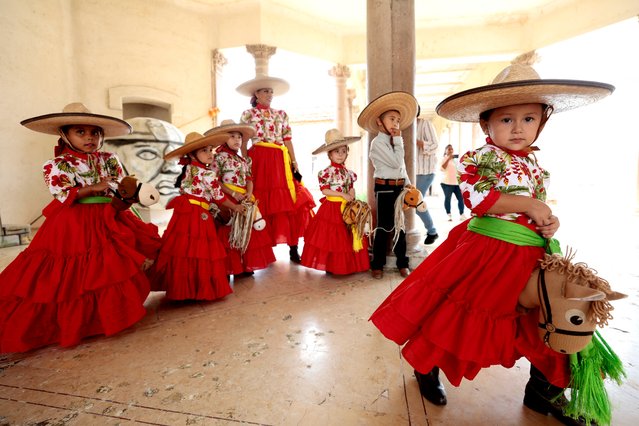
top-left (248, 145), bottom-right (314, 246)
top-left (0, 201), bottom-right (156, 353)
top-left (370, 220), bottom-right (571, 388)
top-left (301, 198), bottom-right (369, 274)
top-left (150, 195), bottom-right (231, 301)
top-left (216, 214), bottom-right (276, 275)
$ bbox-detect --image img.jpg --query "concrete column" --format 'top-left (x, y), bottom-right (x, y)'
top-left (328, 64), bottom-right (351, 134)
top-left (210, 49), bottom-right (227, 128)
top-left (246, 44), bottom-right (277, 75)
top-left (365, 0), bottom-right (419, 252)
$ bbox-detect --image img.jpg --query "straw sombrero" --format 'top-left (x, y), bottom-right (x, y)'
top-left (164, 132), bottom-right (230, 160)
top-left (312, 129), bottom-right (361, 155)
top-left (236, 74), bottom-right (290, 97)
top-left (357, 91), bottom-right (418, 134)
top-left (436, 64), bottom-right (615, 122)
top-left (204, 119), bottom-right (255, 142)
top-left (21, 103), bottom-right (131, 137)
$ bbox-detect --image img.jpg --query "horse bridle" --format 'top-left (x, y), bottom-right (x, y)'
top-left (537, 268), bottom-right (594, 347)
top-left (110, 182), bottom-right (143, 204)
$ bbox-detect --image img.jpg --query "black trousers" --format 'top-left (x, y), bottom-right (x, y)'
top-left (371, 184), bottom-right (409, 270)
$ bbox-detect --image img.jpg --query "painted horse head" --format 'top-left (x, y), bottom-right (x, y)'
top-left (402, 187), bottom-right (427, 212)
top-left (109, 176), bottom-right (160, 211)
top-left (518, 251), bottom-right (626, 354)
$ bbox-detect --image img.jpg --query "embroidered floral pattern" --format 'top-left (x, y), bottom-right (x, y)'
top-left (240, 107), bottom-right (292, 144)
top-left (212, 147), bottom-right (252, 188)
top-left (180, 163), bottom-right (224, 202)
top-left (42, 151), bottom-right (124, 203)
top-left (458, 144), bottom-right (549, 222)
top-left (318, 165), bottom-right (357, 193)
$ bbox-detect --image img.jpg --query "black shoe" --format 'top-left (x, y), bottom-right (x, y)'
top-left (424, 233), bottom-right (439, 245)
top-left (524, 366), bottom-right (596, 426)
top-left (414, 368), bottom-right (447, 405)
top-left (289, 246), bottom-right (301, 263)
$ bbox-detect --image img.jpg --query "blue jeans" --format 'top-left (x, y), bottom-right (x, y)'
top-left (415, 174), bottom-right (437, 235)
top-left (440, 183), bottom-right (464, 215)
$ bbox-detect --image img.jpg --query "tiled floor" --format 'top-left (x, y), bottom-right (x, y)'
top-left (1, 194), bottom-right (637, 425)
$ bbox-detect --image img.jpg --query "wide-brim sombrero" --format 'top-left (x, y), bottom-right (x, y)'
top-left (357, 91), bottom-right (418, 134)
top-left (204, 119), bottom-right (255, 142)
top-left (164, 132), bottom-right (230, 160)
top-left (436, 64), bottom-right (615, 122)
top-left (312, 128), bottom-right (361, 155)
top-left (21, 103), bottom-right (131, 137)
top-left (236, 74), bottom-right (290, 97)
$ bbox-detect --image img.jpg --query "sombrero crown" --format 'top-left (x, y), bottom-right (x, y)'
top-left (357, 91), bottom-right (418, 134)
top-left (236, 74), bottom-right (290, 97)
top-left (21, 102), bottom-right (131, 137)
top-left (436, 64), bottom-right (615, 122)
top-left (164, 131), bottom-right (230, 160)
top-left (312, 129), bottom-right (361, 155)
top-left (204, 119), bottom-right (255, 142)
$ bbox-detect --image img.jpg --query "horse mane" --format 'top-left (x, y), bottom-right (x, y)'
top-left (540, 248), bottom-right (615, 327)
top-left (344, 200), bottom-right (372, 243)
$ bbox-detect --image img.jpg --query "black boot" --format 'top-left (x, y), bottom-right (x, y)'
top-left (523, 365), bottom-right (596, 426)
top-left (414, 367), bottom-right (447, 405)
top-left (289, 245), bottom-right (301, 263)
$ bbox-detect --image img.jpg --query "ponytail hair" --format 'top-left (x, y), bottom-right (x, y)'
top-left (174, 157), bottom-right (191, 189)
top-left (250, 95), bottom-right (258, 107)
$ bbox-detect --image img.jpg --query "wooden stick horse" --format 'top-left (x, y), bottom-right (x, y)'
top-left (518, 250), bottom-right (626, 354)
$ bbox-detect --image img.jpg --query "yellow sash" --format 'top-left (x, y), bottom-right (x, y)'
top-left (223, 183), bottom-right (256, 203)
top-left (189, 199), bottom-right (210, 210)
top-left (254, 141), bottom-right (296, 203)
top-left (326, 195), bottom-right (363, 252)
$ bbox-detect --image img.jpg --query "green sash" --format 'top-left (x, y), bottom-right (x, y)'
top-left (467, 216), bottom-right (561, 254)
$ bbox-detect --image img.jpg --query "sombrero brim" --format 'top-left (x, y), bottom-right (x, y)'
top-left (312, 136), bottom-right (361, 155)
top-left (436, 79), bottom-right (615, 122)
top-left (164, 133), bottom-right (230, 160)
top-left (357, 91), bottom-right (418, 134)
top-left (204, 123), bottom-right (255, 142)
top-left (236, 76), bottom-right (290, 97)
top-left (21, 113), bottom-right (132, 137)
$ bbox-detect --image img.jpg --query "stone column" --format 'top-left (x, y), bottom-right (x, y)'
top-left (365, 0), bottom-right (420, 253)
top-left (246, 44), bottom-right (277, 75)
top-left (210, 49), bottom-right (227, 128)
top-left (328, 64), bottom-right (351, 134)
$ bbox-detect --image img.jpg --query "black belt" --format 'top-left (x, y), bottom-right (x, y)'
top-left (375, 178), bottom-right (405, 186)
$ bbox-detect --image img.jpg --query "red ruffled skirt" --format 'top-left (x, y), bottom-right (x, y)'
top-left (0, 200), bottom-right (160, 353)
top-left (301, 198), bottom-right (370, 274)
top-left (370, 220), bottom-right (571, 388)
top-left (216, 202), bottom-right (276, 275)
top-left (150, 195), bottom-right (231, 301)
top-left (249, 145), bottom-right (315, 246)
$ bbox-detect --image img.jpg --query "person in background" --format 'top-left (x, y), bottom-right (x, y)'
top-left (415, 115), bottom-right (440, 244)
top-left (440, 144), bottom-right (466, 222)
top-left (358, 91), bottom-right (419, 280)
top-left (207, 120), bottom-right (276, 276)
top-left (237, 74), bottom-right (315, 263)
top-left (301, 129), bottom-right (370, 275)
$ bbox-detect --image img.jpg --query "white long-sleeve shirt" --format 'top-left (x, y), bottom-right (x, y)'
top-left (369, 132), bottom-right (410, 183)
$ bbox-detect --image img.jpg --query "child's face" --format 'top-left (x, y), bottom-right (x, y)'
top-left (194, 146), bottom-right (215, 164)
top-left (328, 146), bottom-right (349, 164)
top-left (254, 88), bottom-right (273, 106)
top-left (226, 132), bottom-right (243, 151)
top-left (376, 110), bottom-right (401, 135)
top-left (64, 125), bottom-right (103, 153)
top-left (481, 103), bottom-right (544, 151)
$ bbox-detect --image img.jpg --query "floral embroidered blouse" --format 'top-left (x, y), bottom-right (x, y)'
top-left (318, 163), bottom-right (357, 195)
top-left (43, 147), bottom-right (124, 204)
top-left (211, 145), bottom-right (253, 188)
top-left (179, 161), bottom-right (225, 203)
top-left (240, 105), bottom-right (292, 146)
top-left (457, 143), bottom-right (550, 223)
